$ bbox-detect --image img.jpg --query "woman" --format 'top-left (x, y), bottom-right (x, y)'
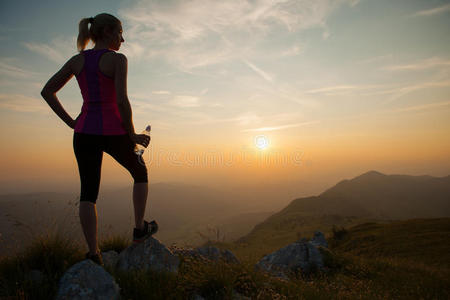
top-left (41, 13), bottom-right (158, 265)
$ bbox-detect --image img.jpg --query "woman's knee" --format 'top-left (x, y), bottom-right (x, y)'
top-left (133, 167), bottom-right (148, 183)
top-left (132, 165), bottom-right (148, 183)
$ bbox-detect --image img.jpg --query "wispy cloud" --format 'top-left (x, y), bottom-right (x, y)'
top-left (119, 0), bottom-right (358, 71)
top-left (242, 59), bottom-right (274, 82)
top-left (241, 120), bottom-right (320, 132)
top-left (170, 95), bottom-right (201, 107)
top-left (383, 57), bottom-right (450, 71)
top-left (23, 36), bottom-right (76, 64)
top-left (0, 60), bottom-right (39, 79)
top-left (305, 84), bottom-right (381, 96)
top-left (396, 100), bottom-right (450, 112)
top-left (412, 3), bottom-right (450, 17)
top-left (382, 80), bottom-right (450, 103)
top-left (281, 45), bottom-right (302, 57)
top-left (0, 94), bottom-right (48, 113)
top-left (152, 90), bottom-right (171, 95)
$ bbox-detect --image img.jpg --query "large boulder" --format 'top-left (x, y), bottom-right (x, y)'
top-left (117, 237), bottom-right (180, 273)
top-left (255, 231), bottom-right (327, 279)
top-left (56, 260), bottom-right (120, 300)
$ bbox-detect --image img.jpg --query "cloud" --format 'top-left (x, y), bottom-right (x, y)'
top-left (396, 100), bottom-right (450, 112)
top-left (0, 94), bottom-right (49, 113)
top-left (0, 60), bottom-right (39, 79)
top-left (281, 45), bottom-right (302, 57)
top-left (241, 120), bottom-right (320, 132)
top-left (152, 90), bottom-right (171, 95)
top-left (170, 95), bottom-right (201, 107)
top-left (383, 57), bottom-right (450, 71)
top-left (305, 84), bottom-right (381, 96)
top-left (23, 36), bottom-right (77, 64)
top-left (118, 0), bottom-right (359, 71)
top-left (235, 112), bottom-right (262, 126)
top-left (412, 3), bottom-right (450, 17)
top-left (382, 80), bottom-right (450, 103)
top-left (242, 59), bottom-right (274, 82)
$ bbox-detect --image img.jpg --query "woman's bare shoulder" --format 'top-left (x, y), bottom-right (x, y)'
top-left (67, 53), bottom-right (84, 75)
top-left (69, 52), bottom-right (84, 63)
top-left (105, 51), bottom-right (127, 62)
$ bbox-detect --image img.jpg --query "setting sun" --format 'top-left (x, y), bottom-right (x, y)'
top-left (255, 135), bottom-right (270, 150)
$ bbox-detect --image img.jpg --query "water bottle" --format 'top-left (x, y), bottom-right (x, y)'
top-left (134, 125), bottom-right (151, 155)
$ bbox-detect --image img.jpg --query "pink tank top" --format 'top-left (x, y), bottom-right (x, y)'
top-left (74, 49), bottom-right (127, 135)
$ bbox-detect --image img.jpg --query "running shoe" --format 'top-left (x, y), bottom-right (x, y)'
top-left (133, 220), bottom-right (158, 244)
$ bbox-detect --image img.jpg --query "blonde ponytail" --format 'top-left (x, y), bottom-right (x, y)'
top-left (77, 18), bottom-right (91, 52)
top-left (76, 14), bottom-right (121, 52)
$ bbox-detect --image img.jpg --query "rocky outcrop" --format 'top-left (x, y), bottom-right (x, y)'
top-left (117, 237), bottom-right (180, 273)
top-left (255, 231), bottom-right (327, 279)
top-left (56, 260), bottom-right (120, 300)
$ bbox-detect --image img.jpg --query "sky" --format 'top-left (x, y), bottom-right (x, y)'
top-left (0, 0), bottom-right (449, 195)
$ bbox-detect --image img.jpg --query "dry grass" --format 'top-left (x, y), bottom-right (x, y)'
top-left (1, 218), bottom-right (449, 299)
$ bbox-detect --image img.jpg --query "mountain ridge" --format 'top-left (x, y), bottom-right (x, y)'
top-left (235, 171), bottom-right (450, 258)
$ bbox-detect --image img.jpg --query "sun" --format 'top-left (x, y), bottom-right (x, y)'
top-left (254, 135), bottom-right (269, 150)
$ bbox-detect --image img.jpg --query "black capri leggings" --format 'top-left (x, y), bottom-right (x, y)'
top-left (73, 132), bottom-right (148, 204)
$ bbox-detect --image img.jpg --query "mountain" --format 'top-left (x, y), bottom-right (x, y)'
top-left (321, 171), bottom-right (450, 218)
top-left (235, 171), bottom-right (450, 260)
top-left (283, 170), bottom-right (450, 219)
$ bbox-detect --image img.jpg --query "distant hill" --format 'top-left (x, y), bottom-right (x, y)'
top-left (236, 171), bottom-right (450, 259)
top-left (282, 171), bottom-right (450, 219)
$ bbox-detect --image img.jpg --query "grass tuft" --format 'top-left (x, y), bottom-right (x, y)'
top-left (0, 232), bottom-right (83, 299)
top-left (99, 234), bottom-right (130, 253)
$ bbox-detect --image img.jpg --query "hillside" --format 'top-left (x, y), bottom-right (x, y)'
top-left (330, 218), bottom-right (450, 267)
top-left (235, 171), bottom-right (450, 259)
top-left (2, 218), bottom-right (449, 299)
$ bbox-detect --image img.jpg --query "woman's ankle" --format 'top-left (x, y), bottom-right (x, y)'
top-left (89, 248), bottom-right (101, 256)
top-left (136, 220), bottom-right (145, 230)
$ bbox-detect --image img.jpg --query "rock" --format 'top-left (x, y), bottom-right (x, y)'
top-left (56, 260), bottom-right (120, 300)
top-left (255, 232), bottom-right (327, 279)
top-left (102, 250), bottom-right (119, 269)
top-left (117, 237), bottom-right (180, 273)
top-left (194, 245), bottom-right (240, 264)
top-left (310, 231), bottom-right (328, 248)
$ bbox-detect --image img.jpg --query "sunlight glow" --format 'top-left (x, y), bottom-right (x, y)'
top-left (255, 135), bottom-right (270, 150)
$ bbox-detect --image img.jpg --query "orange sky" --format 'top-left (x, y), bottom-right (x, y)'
top-left (1, 0), bottom-right (449, 195)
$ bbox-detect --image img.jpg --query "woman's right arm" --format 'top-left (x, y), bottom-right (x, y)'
top-left (114, 53), bottom-right (150, 148)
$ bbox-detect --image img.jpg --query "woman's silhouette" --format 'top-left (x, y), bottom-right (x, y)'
top-left (41, 13), bottom-right (158, 265)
